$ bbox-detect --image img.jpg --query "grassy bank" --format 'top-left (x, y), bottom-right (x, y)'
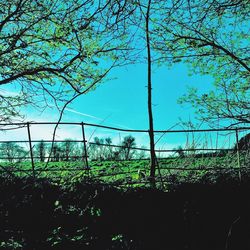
top-left (1, 172), bottom-right (250, 249)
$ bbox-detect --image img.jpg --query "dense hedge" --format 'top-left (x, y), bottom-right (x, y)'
top-left (1, 174), bottom-right (250, 249)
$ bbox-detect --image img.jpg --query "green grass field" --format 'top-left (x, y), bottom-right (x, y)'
top-left (1, 151), bottom-right (249, 187)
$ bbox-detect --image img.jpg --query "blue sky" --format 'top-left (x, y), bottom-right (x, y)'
top-left (49, 62), bottom-right (214, 130)
top-left (21, 62), bottom-right (215, 146)
top-left (1, 61), bottom-right (240, 152)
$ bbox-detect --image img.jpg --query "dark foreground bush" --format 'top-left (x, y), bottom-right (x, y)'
top-left (1, 174), bottom-right (250, 250)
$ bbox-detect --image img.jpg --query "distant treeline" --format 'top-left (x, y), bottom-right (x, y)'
top-left (1, 133), bottom-right (249, 163)
top-left (0, 135), bottom-right (146, 163)
top-left (174, 133), bottom-right (250, 158)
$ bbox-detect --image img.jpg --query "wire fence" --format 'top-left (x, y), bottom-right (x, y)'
top-left (0, 122), bottom-right (250, 182)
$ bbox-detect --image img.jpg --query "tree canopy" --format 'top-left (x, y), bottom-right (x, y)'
top-left (149, 0), bottom-right (249, 127)
top-left (0, 0), bottom-right (135, 122)
top-left (1, 0), bottom-right (249, 126)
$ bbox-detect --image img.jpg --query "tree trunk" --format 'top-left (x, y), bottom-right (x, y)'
top-left (145, 0), bottom-right (156, 187)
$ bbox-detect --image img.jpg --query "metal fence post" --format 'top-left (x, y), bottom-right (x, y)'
top-left (235, 128), bottom-right (241, 181)
top-left (81, 122), bottom-right (89, 172)
top-left (27, 122), bottom-right (35, 178)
